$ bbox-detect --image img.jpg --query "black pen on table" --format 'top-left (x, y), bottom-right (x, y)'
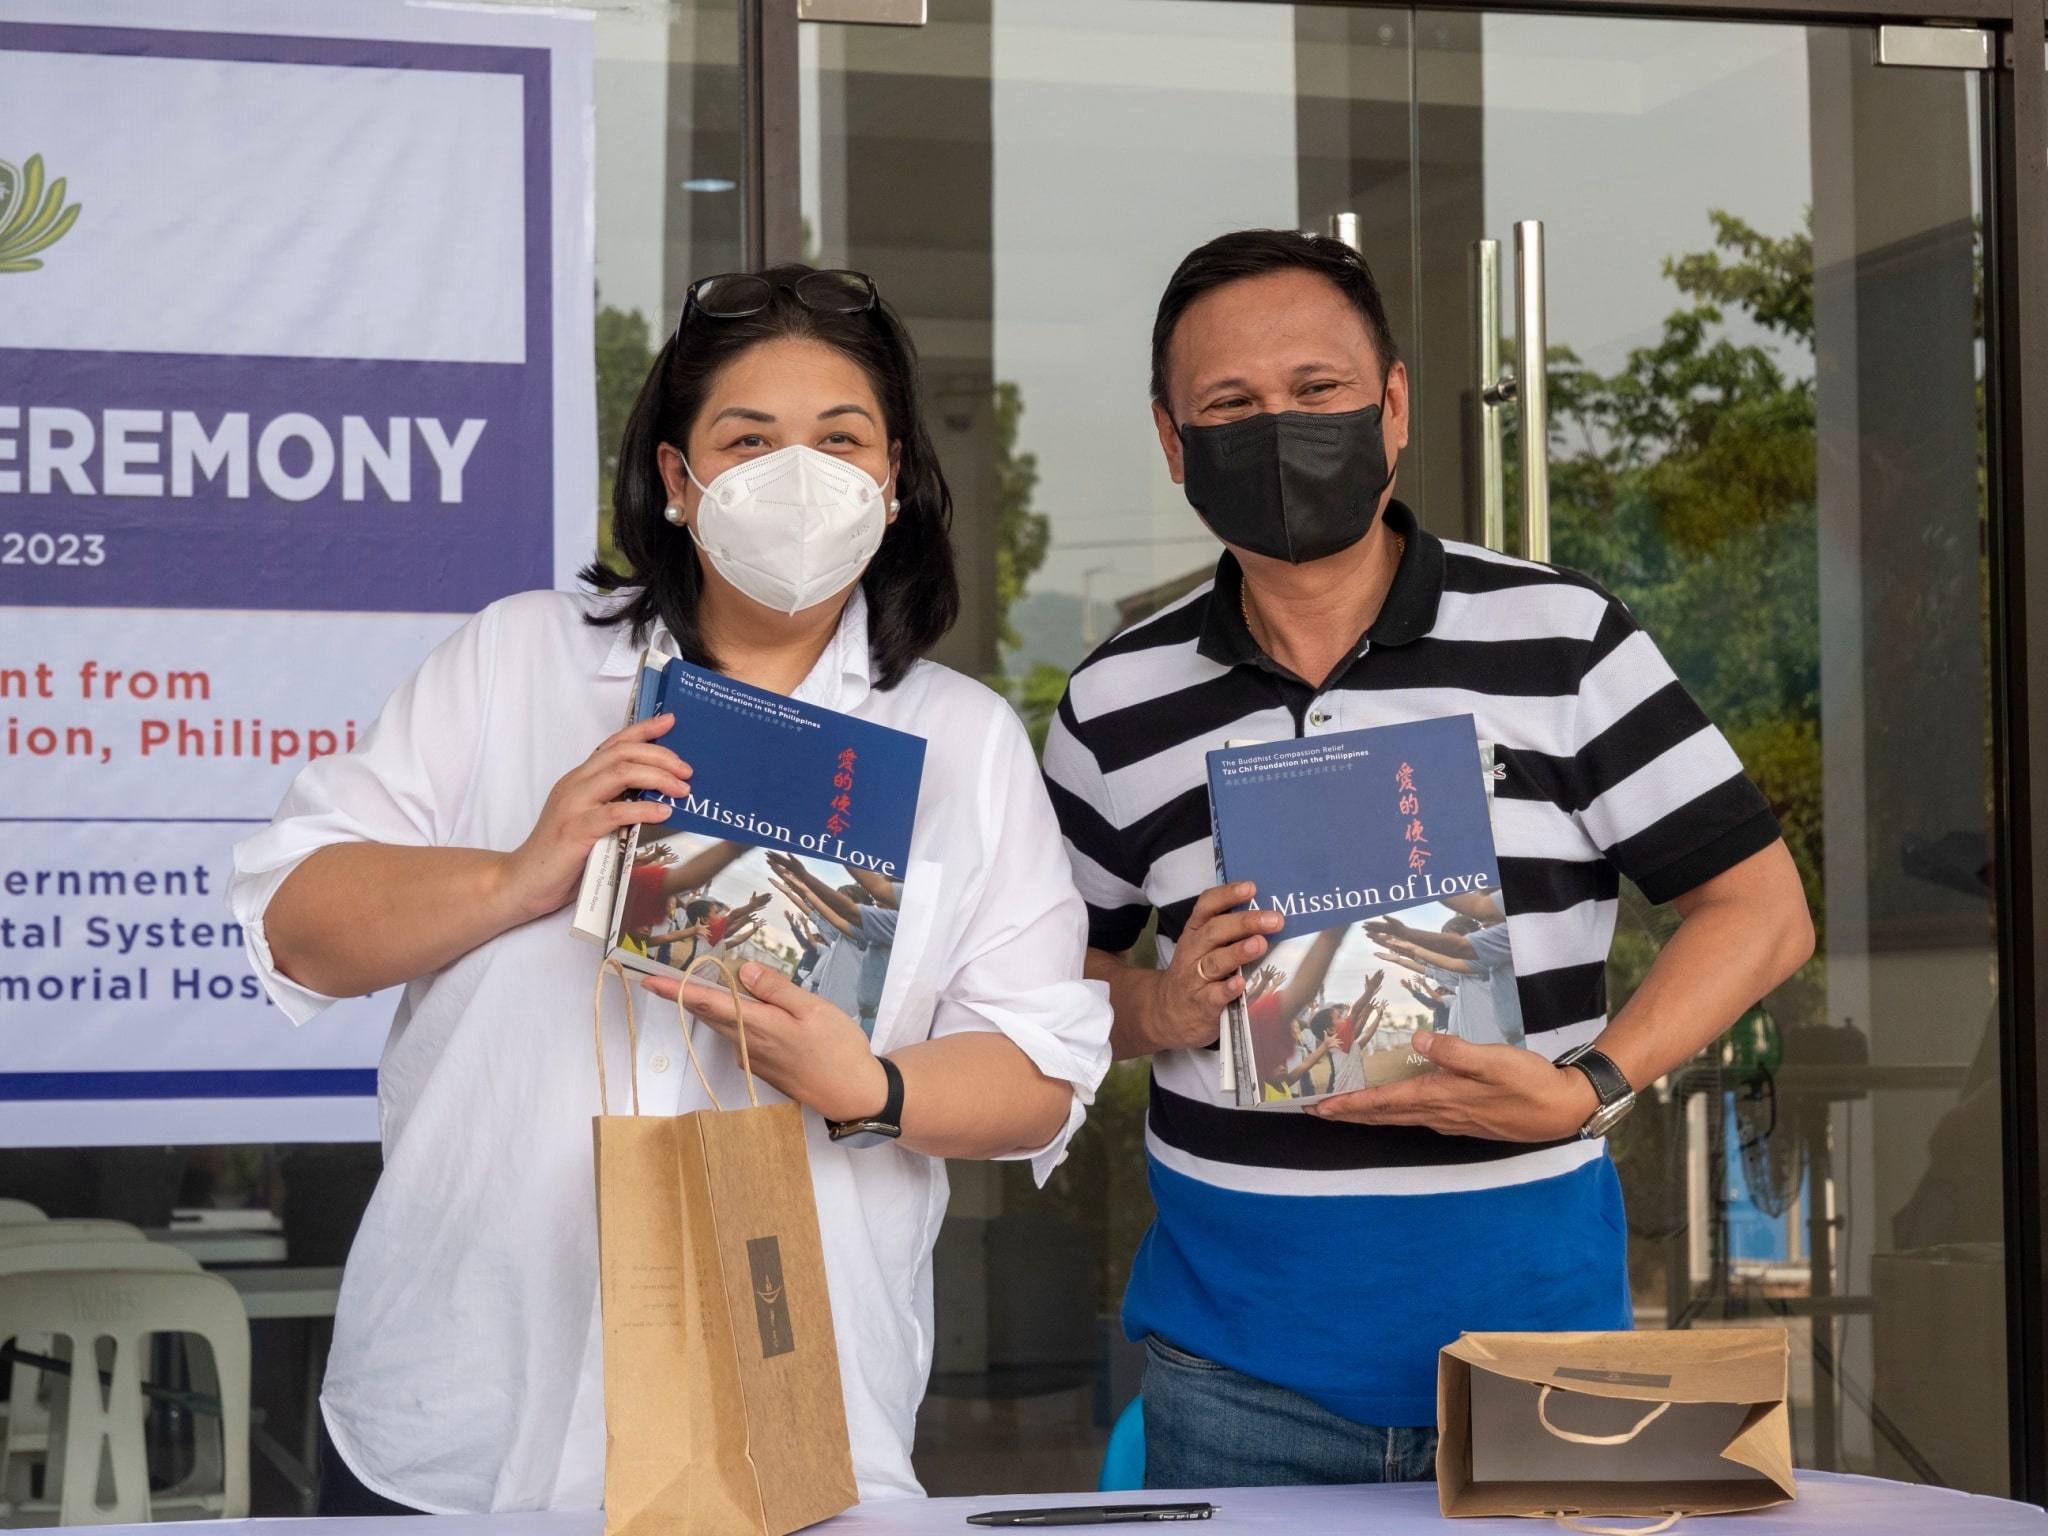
top-left (967, 1503), bottom-right (1217, 1526)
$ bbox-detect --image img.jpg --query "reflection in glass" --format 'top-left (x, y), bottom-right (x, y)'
top-left (594, 1), bottom-right (743, 560)
top-left (1441, 16), bottom-right (1998, 1491)
top-left (797, 1), bottom-right (2005, 1498)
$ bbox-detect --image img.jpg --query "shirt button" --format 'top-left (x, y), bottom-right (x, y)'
top-left (1309, 709), bottom-right (1330, 726)
top-left (650, 1053), bottom-right (670, 1074)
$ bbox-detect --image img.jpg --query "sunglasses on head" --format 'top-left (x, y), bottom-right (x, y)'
top-left (677, 269), bottom-right (881, 341)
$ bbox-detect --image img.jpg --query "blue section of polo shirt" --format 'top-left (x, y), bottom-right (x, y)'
top-left (1122, 1154), bottom-right (1631, 1429)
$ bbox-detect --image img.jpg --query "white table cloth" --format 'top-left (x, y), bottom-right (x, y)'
top-left (105, 1472), bottom-right (2046, 1535)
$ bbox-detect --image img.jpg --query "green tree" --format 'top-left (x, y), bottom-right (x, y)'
top-left (1662, 211), bottom-right (1812, 344)
top-left (992, 380), bottom-right (1051, 654)
top-left (1008, 661), bottom-right (1071, 756)
top-left (1540, 213), bottom-right (1824, 957)
top-left (595, 299), bottom-right (657, 573)
top-left (1533, 216), bottom-right (1834, 1284)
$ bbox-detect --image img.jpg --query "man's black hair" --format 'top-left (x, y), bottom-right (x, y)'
top-left (582, 263), bottom-right (959, 690)
top-left (1149, 229), bottom-right (1402, 407)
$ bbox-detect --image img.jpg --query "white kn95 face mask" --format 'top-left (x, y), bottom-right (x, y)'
top-left (684, 444), bottom-right (890, 614)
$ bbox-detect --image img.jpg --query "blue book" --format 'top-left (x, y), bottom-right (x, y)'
top-left (573, 653), bottom-right (926, 1040)
top-left (1207, 714), bottom-right (1524, 1107)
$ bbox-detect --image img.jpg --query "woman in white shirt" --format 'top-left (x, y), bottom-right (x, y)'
top-left (227, 267), bottom-right (1113, 1514)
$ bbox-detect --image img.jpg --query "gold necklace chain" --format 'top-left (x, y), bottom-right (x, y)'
top-left (1241, 533), bottom-right (1405, 638)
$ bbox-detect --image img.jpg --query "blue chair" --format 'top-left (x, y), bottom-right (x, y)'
top-left (1097, 1394), bottom-right (1145, 1491)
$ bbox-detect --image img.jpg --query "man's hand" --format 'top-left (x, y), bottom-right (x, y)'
top-left (1136, 881), bottom-right (1284, 1051)
top-left (1087, 881), bottom-right (1284, 1059)
top-left (1309, 1031), bottom-right (1597, 1142)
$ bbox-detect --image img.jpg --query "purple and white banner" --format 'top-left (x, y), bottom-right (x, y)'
top-left (0, 0), bottom-right (596, 1145)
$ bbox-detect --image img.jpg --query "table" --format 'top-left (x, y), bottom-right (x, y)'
top-left (220, 1264), bottom-right (342, 1321)
top-left (207, 1267), bottom-right (343, 1514)
top-left (145, 1226), bottom-right (289, 1266)
top-left (76, 1471), bottom-right (2048, 1535)
top-left (137, 1217), bottom-right (341, 1513)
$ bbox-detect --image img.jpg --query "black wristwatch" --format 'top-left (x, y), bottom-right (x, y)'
top-left (827, 1055), bottom-right (904, 1149)
top-left (1555, 1044), bottom-right (1635, 1139)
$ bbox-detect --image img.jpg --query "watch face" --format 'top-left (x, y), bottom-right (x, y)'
top-left (1585, 1092), bottom-right (1636, 1139)
top-left (828, 1122), bottom-right (901, 1149)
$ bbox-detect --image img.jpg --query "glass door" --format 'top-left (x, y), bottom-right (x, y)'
top-left (795, 1), bottom-right (2003, 1497)
top-left (1426, 14), bottom-right (1998, 1493)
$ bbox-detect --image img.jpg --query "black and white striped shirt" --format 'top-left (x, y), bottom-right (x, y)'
top-left (1043, 501), bottom-right (1779, 1194)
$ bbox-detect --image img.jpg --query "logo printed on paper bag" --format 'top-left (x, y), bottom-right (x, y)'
top-left (1554, 1366), bottom-right (1672, 1388)
top-left (747, 1235), bottom-right (795, 1358)
top-left (0, 156), bottom-right (83, 273)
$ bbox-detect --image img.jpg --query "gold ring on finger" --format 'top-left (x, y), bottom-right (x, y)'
top-left (1195, 955), bottom-right (1215, 984)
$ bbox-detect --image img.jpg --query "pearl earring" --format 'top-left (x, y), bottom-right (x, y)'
top-left (888, 497), bottom-right (901, 514)
top-left (664, 503), bottom-right (684, 525)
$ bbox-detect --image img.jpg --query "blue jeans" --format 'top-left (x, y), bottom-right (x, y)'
top-left (1140, 1334), bottom-right (1438, 1489)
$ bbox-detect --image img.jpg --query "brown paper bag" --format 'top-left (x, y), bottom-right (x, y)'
top-left (1437, 1328), bottom-right (1795, 1533)
top-left (592, 957), bottom-right (858, 1536)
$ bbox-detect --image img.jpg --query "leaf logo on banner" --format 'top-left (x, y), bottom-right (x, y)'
top-left (0, 156), bottom-right (83, 274)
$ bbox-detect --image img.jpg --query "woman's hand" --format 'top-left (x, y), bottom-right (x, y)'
top-left (494, 714), bottom-right (693, 925)
top-left (641, 962), bottom-right (887, 1124)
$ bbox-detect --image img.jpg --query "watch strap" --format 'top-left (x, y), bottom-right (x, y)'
top-left (827, 1054), bottom-right (904, 1143)
top-left (1557, 1043), bottom-right (1631, 1109)
top-left (872, 1054), bottom-right (905, 1128)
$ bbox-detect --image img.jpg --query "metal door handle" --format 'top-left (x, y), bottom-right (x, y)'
top-left (1471, 239), bottom-right (1506, 553)
top-left (1471, 221), bottom-right (1550, 562)
top-left (1513, 219), bottom-right (1550, 564)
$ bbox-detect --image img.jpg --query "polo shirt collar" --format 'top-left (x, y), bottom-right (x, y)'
top-left (1195, 499), bottom-right (1444, 674)
top-left (596, 586), bottom-right (876, 710)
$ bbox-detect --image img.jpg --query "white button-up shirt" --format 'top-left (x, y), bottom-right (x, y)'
top-left (228, 588), bottom-right (1114, 1513)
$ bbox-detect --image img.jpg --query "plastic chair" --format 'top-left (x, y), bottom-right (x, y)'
top-left (0, 1268), bottom-right (250, 1524)
top-left (0, 1241), bottom-right (206, 1506)
top-left (0, 1221), bottom-right (143, 1251)
top-left (1098, 1394), bottom-right (1146, 1492)
top-left (0, 1231), bottom-right (169, 1494)
top-left (0, 1202), bottom-right (45, 1226)
top-left (0, 1218), bottom-right (151, 1442)
top-left (0, 1245), bottom-right (198, 1281)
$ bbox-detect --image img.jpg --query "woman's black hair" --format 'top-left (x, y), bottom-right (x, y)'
top-left (580, 263), bottom-right (960, 689)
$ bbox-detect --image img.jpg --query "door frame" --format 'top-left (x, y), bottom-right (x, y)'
top-left (742, 0), bottom-right (2048, 1503)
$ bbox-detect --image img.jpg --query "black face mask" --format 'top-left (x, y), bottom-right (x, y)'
top-left (1178, 403), bottom-right (1392, 564)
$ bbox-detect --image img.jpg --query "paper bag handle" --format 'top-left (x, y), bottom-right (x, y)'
top-left (1548, 1514), bottom-right (1682, 1536)
top-left (673, 952), bottom-right (762, 1112)
top-left (1536, 1387), bottom-right (1685, 1536)
top-left (592, 957), bottom-right (641, 1117)
top-left (1537, 1384), bottom-right (1672, 1446)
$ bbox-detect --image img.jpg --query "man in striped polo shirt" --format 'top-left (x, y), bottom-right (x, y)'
top-left (1042, 230), bottom-right (1814, 1488)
